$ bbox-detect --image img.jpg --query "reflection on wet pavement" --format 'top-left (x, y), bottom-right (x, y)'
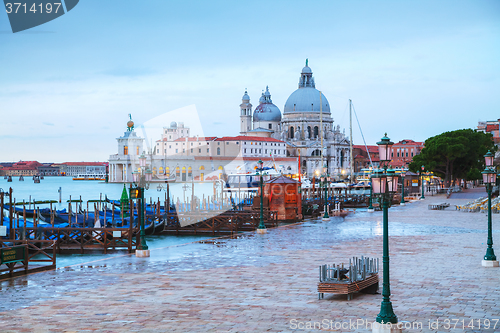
top-left (0, 211), bottom-right (486, 312)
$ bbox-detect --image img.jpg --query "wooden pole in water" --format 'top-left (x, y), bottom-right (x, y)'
top-left (0, 192), bottom-right (3, 227)
top-left (51, 202), bottom-right (54, 227)
top-left (22, 204), bottom-right (26, 231)
top-left (166, 182), bottom-right (170, 210)
top-left (68, 195), bottom-right (72, 227)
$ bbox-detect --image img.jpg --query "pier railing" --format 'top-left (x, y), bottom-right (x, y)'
top-left (163, 210), bottom-right (278, 235)
top-left (15, 227), bottom-right (139, 254)
top-left (0, 239), bottom-right (56, 280)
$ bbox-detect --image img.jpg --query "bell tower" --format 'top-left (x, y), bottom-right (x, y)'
top-left (240, 89), bottom-right (252, 135)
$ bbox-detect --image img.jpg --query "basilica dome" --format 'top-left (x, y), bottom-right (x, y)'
top-left (253, 86), bottom-right (282, 122)
top-left (283, 61), bottom-right (330, 114)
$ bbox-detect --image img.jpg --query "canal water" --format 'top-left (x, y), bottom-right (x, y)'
top-left (0, 177), bottom-right (221, 267)
top-left (0, 176), bottom-right (220, 209)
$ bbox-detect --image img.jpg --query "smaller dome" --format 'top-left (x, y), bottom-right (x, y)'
top-left (170, 121), bottom-right (177, 128)
top-left (302, 66), bottom-right (312, 74)
top-left (242, 89), bottom-right (250, 101)
top-left (253, 103), bottom-right (282, 122)
top-left (127, 120), bottom-right (134, 128)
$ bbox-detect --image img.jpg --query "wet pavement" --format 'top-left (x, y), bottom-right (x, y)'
top-left (1, 189), bottom-right (499, 332)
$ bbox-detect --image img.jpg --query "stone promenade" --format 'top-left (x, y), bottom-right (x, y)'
top-left (0, 188), bottom-right (498, 333)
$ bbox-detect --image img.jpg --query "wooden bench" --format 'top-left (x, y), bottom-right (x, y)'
top-left (428, 203), bottom-right (450, 210)
top-left (318, 256), bottom-right (379, 300)
top-left (318, 273), bottom-right (379, 300)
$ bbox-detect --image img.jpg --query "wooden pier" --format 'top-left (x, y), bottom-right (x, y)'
top-left (161, 210), bottom-right (278, 236)
top-left (0, 240), bottom-right (56, 280)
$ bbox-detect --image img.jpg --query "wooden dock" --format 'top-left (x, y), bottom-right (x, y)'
top-left (0, 240), bottom-right (56, 280)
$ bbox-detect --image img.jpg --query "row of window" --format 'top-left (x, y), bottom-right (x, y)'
top-left (392, 152), bottom-right (414, 158)
top-left (243, 149), bottom-right (284, 155)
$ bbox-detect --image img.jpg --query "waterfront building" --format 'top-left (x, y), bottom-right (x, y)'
top-left (352, 145), bottom-right (379, 174)
top-left (477, 119), bottom-right (500, 145)
top-left (389, 139), bottom-right (424, 168)
top-left (38, 163), bottom-right (61, 176)
top-left (59, 162), bottom-right (108, 177)
top-left (108, 120), bottom-right (145, 182)
top-left (109, 121), bottom-right (297, 183)
top-left (1, 161), bottom-right (43, 177)
top-left (239, 60), bottom-right (352, 179)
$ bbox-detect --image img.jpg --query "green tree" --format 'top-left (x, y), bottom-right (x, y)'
top-left (409, 129), bottom-right (494, 187)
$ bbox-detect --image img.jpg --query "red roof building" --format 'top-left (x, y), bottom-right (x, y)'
top-left (478, 120), bottom-right (500, 145)
top-left (1, 161), bottom-right (44, 176)
top-left (390, 139), bottom-right (424, 167)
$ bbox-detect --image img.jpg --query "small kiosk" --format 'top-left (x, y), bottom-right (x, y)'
top-left (264, 176), bottom-right (301, 220)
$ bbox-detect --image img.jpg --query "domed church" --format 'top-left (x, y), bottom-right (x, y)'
top-left (240, 60), bottom-right (351, 179)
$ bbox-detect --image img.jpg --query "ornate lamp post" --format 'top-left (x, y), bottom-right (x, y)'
top-left (132, 153), bottom-right (152, 257)
top-left (256, 159), bottom-right (267, 234)
top-left (368, 166), bottom-right (374, 212)
top-left (420, 165), bottom-right (425, 199)
top-left (481, 151), bottom-right (499, 267)
top-left (400, 170), bottom-right (406, 206)
top-left (321, 171), bottom-right (330, 220)
top-left (372, 133), bottom-right (400, 330)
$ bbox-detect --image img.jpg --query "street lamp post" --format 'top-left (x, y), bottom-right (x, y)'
top-left (256, 159), bottom-right (267, 234)
top-left (322, 172), bottom-right (330, 220)
top-left (400, 170), bottom-right (406, 206)
top-left (372, 134), bottom-right (400, 332)
top-left (420, 165), bottom-right (425, 200)
top-left (368, 167), bottom-right (374, 212)
top-left (132, 153), bottom-right (152, 257)
top-left (482, 151), bottom-right (499, 267)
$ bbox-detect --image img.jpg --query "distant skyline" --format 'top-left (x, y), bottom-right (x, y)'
top-left (1, 0), bottom-right (499, 162)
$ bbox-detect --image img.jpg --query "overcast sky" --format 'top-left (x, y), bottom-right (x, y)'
top-left (1, 0), bottom-right (499, 163)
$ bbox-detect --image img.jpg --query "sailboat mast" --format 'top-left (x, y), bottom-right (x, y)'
top-left (320, 91), bottom-right (323, 174)
top-left (349, 99), bottom-right (354, 183)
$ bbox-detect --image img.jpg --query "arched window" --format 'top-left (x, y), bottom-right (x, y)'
top-left (217, 147), bottom-right (221, 155)
top-left (182, 167), bottom-right (186, 181)
top-left (159, 167), bottom-right (163, 174)
top-left (199, 165), bottom-right (205, 181)
top-left (176, 167), bottom-right (180, 178)
top-left (307, 126), bottom-right (312, 139)
top-left (290, 126), bottom-right (294, 139)
top-left (153, 167), bottom-right (157, 176)
top-left (340, 150), bottom-right (344, 167)
top-left (218, 166), bottom-right (224, 179)
top-left (136, 146), bottom-right (139, 155)
top-left (188, 166), bottom-right (192, 178)
top-left (314, 126), bottom-right (319, 138)
top-left (165, 167), bottom-right (170, 177)
top-left (124, 146), bottom-right (128, 155)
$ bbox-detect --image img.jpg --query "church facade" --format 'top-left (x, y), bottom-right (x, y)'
top-left (240, 61), bottom-right (351, 179)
